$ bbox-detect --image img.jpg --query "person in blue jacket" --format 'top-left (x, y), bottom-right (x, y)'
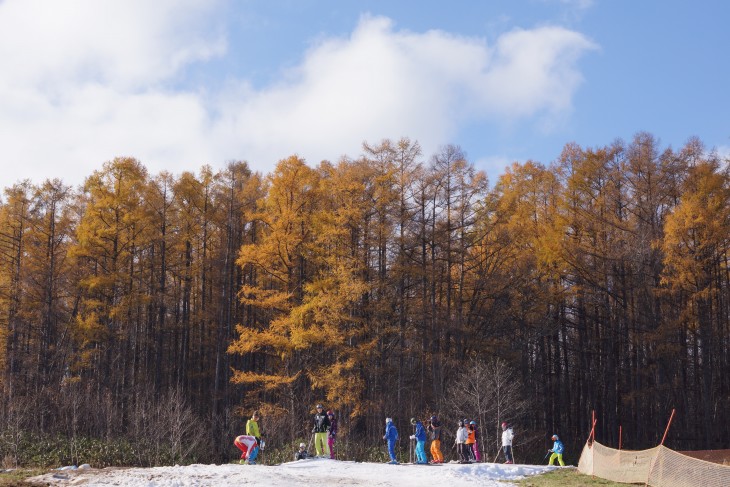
top-left (383, 417), bottom-right (399, 464)
top-left (548, 434), bottom-right (565, 466)
top-left (409, 418), bottom-right (428, 464)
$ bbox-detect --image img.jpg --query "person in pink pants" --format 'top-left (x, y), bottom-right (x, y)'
top-left (327, 410), bottom-right (337, 459)
top-left (468, 421), bottom-right (481, 461)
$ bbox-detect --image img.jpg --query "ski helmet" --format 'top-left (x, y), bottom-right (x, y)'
top-left (410, 418), bottom-right (417, 425)
top-left (501, 421), bottom-right (508, 428)
top-left (299, 442), bottom-right (306, 448)
top-left (386, 417), bottom-right (393, 424)
top-left (316, 404), bottom-right (323, 409)
top-left (551, 434), bottom-right (559, 440)
top-left (470, 421), bottom-right (476, 425)
top-left (327, 410), bottom-right (334, 416)
top-left (430, 415), bottom-right (437, 422)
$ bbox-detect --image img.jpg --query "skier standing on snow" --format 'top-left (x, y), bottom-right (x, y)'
top-left (427, 416), bottom-right (444, 463)
top-left (409, 418), bottom-right (428, 464)
top-left (312, 404), bottom-right (331, 458)
top-left (501, 422), bottom-right (514, 464)
top-left (455, 420), bottom-right (469, 463)
top-left (246, 410), bottom-right (263, 449)
top-left (467, 421), bottom-right (479, 462)
top-left (233, 434), bottom-right (259, 464)
top-left (384, 417), bottom-right (399, 464)
top-left (547, 434), bottom-right (565, 466)
top-left (327, 410), bottom-right (337, 459)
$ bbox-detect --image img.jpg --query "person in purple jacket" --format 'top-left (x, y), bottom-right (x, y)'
top-left (327, 410), bottom-right (337, 459)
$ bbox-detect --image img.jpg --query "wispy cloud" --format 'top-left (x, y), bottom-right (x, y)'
top-left (716, 145), bottom-right (730, 167)
top-left (0, 4), bottom-right (596, 185)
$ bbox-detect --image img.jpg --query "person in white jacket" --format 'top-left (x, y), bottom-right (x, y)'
top-left (501, 422), bottom-right (514, 464)
top-left (455, 420), bottom-right (470, 463)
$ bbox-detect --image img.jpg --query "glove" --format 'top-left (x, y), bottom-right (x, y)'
top-left (409, 435), bottom-right (416, 440)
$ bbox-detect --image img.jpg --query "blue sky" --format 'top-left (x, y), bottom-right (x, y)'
top-left (1, 0), bottom-right (728, 187)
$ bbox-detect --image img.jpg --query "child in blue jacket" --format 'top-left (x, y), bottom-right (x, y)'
top-left (384, 418), bottom-right (399, 464)
top-left (409, 418), bottom-right (428, 464)
top-left (548, 434), bottom-right (565, 466)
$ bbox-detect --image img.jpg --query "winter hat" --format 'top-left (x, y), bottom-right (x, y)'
top-left (410, 418), bottom-right (416, 425)
top-left (501, 421), bottom-right (508, 428)
top-left (327, 410), bottom-right (334, 416)
top-left (316, 404), bottom-right (323, 409)
top-left (386, 417), bottom-right (393, 424)
top-left (299, 442), bottom-right (306, 448)
top-left (552, 434), bottom-right (559, 440)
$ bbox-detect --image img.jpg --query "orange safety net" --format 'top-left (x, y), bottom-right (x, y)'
top-left (578, 440), bottom-right (730, 486)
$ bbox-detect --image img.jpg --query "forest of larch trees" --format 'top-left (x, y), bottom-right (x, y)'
top-left (0, 132), bottom-right (728, 466)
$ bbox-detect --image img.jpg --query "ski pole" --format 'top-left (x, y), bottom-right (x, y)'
top-left (544, 450), bottom-right (551, 463)
top-left (493, 447), bottom-right (501, 463)
top-left (307, 433), bottom-right (314, 455)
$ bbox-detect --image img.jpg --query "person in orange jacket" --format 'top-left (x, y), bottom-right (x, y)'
top-left (466, 421), bottom-right (479, 462)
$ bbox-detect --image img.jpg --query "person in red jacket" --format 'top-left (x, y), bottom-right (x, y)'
top-left (233, 434), bottom-right (259, 464)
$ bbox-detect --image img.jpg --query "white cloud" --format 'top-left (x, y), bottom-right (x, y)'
top-left (213, 16), bottom-right (596, 169)
top-left (0, 5), bottom-right (595, 187)
top-left (0, 0), bottom-right (225, 91)
top-left (717, 145), bottom-right (730, 169)
top-left (558, 0), bottom-right (595, 10)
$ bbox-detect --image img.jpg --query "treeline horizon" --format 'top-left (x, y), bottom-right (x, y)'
top-left (1, 132), bottom-right (728, 466)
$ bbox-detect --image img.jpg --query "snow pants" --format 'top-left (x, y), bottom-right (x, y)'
top-left (430, 439), bottom-right (444, 463)
top-left (549, 452), bottom-right (564, 466)
top-left (415, 440), bottom-right (427, 463)
top-left (387, 439), bottom-right (397, 462)
top-left (327, 435), bottom-right (336, 459)
top-left (314, 432), bottom-right (330, 457)
top-left (472, 441), bottom-right (481, 461)
top-left (503, 445), bottom-right (513, 463)
top-left (465, 442), bottom-right (475, 461)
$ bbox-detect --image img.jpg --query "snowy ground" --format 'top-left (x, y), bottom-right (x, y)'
top-left (27, 458), bottom-right (560, 486)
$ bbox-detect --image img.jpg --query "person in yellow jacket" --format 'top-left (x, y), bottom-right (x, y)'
top-left (246, 411), bottom-right (263, 448)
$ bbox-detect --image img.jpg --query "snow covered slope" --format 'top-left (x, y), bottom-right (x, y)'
top-left (28, 458), bottom-right (560, 486)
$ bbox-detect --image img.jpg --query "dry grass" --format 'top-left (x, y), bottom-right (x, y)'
top-left (0, 469), bottom-right (50, 486)
top-left (515, 468), bottom-right (636, 486)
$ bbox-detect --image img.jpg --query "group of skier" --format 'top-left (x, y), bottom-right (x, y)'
top-left (311, 404), bottom-right (338, 458)
top-left (233, 405), bottom-right (566, 466)
top-left (233, 410), bottom-right (264, 465)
